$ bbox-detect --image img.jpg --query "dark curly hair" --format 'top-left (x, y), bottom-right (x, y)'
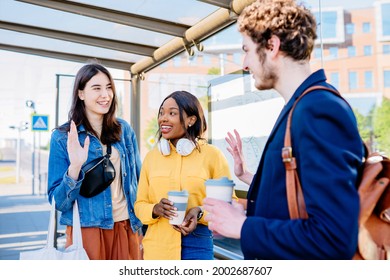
top-left (238, 0), bottom-right (317, 61)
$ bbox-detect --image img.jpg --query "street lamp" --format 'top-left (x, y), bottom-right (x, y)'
top-left (26, 100), bottom-right (36, 113)
top-left (26, 100), bottom-right (37, 195)
top-left (9, 122), bottom-right (29, 183)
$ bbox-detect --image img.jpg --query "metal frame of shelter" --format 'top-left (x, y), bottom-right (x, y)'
top-left (0, 0), bottom-right (257, 140)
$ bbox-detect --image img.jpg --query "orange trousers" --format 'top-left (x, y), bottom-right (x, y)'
top-left (65, 219), bottom-right (143, 260)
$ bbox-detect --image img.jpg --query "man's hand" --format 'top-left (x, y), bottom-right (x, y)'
top-left (203, 197), bottom-right (246, 239)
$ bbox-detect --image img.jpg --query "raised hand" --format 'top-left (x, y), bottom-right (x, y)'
top-left (225, 129), bottom-right (253, 185)
top-left (67, 120), bottom-right (90, 180)
top-left (225, 129), bottom-right (245, 177)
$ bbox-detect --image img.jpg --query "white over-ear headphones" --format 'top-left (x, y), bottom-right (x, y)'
top-left (158, 138), bottom-right (195, 156)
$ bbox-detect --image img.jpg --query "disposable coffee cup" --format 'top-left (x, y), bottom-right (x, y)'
top-left (205, 177), bottom-right (235, 203)
top-left (167, 190), bottom-right (189, 225)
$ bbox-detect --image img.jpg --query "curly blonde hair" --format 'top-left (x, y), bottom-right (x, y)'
top-left (238, 0), bottom-right (317, 61)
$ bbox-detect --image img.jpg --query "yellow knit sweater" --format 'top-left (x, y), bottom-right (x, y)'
top-left (134, 140), bottom-right (235, 260)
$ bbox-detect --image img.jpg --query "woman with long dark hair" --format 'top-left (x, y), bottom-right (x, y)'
top-left (135, 90), bottom-right (236, 260)
top-left (47, 63), bottom-right (143, 260)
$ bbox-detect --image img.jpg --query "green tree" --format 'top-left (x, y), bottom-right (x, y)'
top-left (353, 108), bottom-right (372, 143)
top-left (143, 116), bottom-right (159, 151)
top-left (198, 95), bottom-right (208, 111)
top-left (208, 67), bottom-right (220, 75)
top-left (372, 97), bottom-right (390, 155)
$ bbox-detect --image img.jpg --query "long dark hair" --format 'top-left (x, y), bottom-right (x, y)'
top-left (157, 90), bottom-right (207, 149)
top-left (60, 63), bottom-right (121, 144)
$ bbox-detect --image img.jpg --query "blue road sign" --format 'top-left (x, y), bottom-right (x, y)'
top-left (31, 114), bottom-right (49, 131)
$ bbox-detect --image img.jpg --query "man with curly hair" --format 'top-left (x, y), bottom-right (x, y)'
top-left (204, 0), bottom-right (365, 259)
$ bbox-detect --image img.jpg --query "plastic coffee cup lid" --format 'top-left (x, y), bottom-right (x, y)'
top-left (205, 177), bottom-right (235, 187)
top-left (167, 190), bottom-right (189, 196)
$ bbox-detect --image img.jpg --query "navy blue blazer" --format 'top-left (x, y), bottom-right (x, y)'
top-left (241, 69), bottom-right (364, 259)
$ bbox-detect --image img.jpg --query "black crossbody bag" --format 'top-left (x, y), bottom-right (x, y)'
top-left (79, 144), bottom-right (116, 198)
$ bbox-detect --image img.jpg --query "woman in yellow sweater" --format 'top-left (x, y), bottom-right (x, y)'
top-left (134, 90), bottom-right (234, 260)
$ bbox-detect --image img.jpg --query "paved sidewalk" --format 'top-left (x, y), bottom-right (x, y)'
top-left (0, 182), bottom-right (65, 260)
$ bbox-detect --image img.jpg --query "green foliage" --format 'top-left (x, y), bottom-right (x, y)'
top-left (355, 97), bottom-right (390, 155)
top-left (143, 116), bottom-right (159, 151)
top-left (41, 140), bottom-right (50, 151)
top-left (198, 95), bottom-right (209, 112)
top-left (372, 97), bottom-right (390, 155)
top-left (208, 67), bottom-right (220, 75)
top-left (353, 108), bottom-right (372, 143)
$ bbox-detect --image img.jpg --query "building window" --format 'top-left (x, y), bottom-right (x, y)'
top-left (346, 23), bottom-right (354, 35)
top-left (349, 71), bottom-right (358, 90)
top-left (362, 22), bottom-right (371, 33)
top-left (381, 3), bottom-right (390, 37)
top-left (313, 8), bottom-right (345, 44)
top-left (364, 45), bottom-right (372, 56)
top-left (330, 72), bottom-right (339, 89)
top-left (314, 48), bottom-right (322, 59)
top-left (348, 46), bottom-right (356, 57)
top-left (329, 47), bottom-right (338, 58)
top-left (383, 44), bottom-right (390, 54)
top-left (364, 71), bottom-right (373, 89)
top-left (322, 11), bottom-right (337, 38)
top-left (385, 71), bottom-right (390, 88)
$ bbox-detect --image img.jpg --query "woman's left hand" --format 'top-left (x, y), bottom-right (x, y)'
top-left (172, 207), bottom-right (199, 236)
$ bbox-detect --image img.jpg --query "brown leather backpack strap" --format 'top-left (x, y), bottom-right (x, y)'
top-left (283, 85), bottom-right (340, 219)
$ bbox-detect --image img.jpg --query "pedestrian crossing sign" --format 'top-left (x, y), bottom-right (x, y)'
top-left (31, 114), bottom-right (49, 131)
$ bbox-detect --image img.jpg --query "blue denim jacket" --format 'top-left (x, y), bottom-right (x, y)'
top-left (47, 118), bottom-right (142, 232)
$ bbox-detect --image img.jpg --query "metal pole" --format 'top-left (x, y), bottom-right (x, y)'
top-left (319, 0), bottom-right (324, 68)
top-left (38, 132), bottom-right (41, 195)
top-left (32, 131), bottom-right (36, 195)
top-left (55, 74), bottom-right (60, 128)
top-left (26, 101), bottom-right (37, 195)
top-left (219, 53), bottom-right (224, 76)
top-left (16, 128), bottom-right (21, 184)
top-left (54, 75), bottom-right (59, 249)
top-left (130, 73), bottom-right (140, 142)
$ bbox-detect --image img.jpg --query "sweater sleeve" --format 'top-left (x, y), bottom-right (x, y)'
top-left (134, 152), bottom-right (160, 225)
